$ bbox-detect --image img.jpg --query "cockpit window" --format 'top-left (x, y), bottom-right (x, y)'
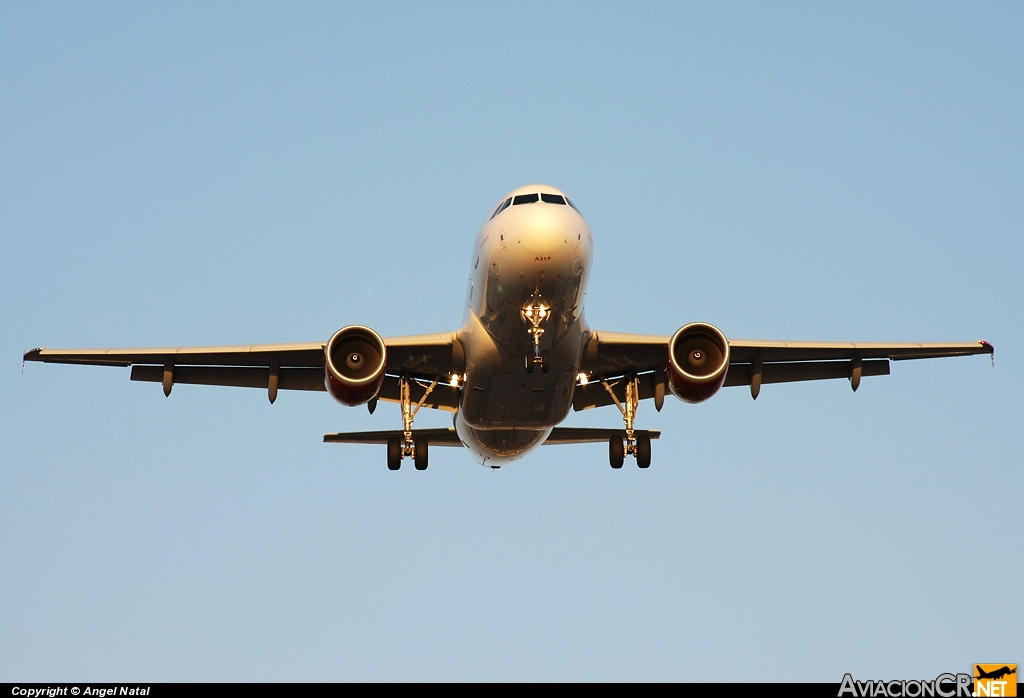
top-left (490, 197), bottom-right (512, 220)
top-left (495, 192), bottom-right (580, 216)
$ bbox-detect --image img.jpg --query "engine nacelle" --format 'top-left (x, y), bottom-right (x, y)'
top-left (667, 322), bottom-right (730, 404)
top-left (324, 325), bottom-right (387, 406)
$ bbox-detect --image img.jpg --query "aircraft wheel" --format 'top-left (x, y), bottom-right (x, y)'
top-left (414, 437), bottom-right (429, 470)
top-left (525, 354), bottom-right (534, 373)
top-left (609, 436), bottom-right (624, 469)
top-left (541, 350), bottom-right (549, 373)
top-left (387, 437), bottom-right (402, 470)
top-left (636, 433), bottom-right (651, 468)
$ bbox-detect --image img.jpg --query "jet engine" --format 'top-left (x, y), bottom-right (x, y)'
top-left (666, 322), bottom-right (730, 404)
top-left (324, 325), bottom-right (387, 406)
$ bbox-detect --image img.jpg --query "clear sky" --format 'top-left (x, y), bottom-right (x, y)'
top-left (1, 1), bottom-right (1021, 682)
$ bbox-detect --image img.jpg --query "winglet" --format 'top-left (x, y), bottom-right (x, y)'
top-left (981, 340), bottom-right (994, 366)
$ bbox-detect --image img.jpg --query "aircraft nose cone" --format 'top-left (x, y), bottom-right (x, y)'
top-left (517, 209), bottom-right (570, 258)
top-left (524, 228), bottom-right (565, 256)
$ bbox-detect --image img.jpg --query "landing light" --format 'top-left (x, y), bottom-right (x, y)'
top-left (449, 374), bottom-right (461, 387)
top-left (577, 372), bottom-right (589, 385)
top-left (522, 304), bottom-right (549, 320)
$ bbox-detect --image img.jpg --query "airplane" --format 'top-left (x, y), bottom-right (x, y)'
top-left (975, 666), bottom-right (1016, 681)
top-left (23, 184), bottom-right (994, 470)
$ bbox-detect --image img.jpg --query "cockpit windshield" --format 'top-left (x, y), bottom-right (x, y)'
top-left (490, 191), bottom-right (582, 220)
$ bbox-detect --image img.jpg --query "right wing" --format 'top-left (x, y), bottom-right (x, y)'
top-left (23, 332), bottom-right (465, 410)
top-left (574, 331), bottom-right (993, 410)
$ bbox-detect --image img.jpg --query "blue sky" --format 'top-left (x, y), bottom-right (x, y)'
top-left (1, 2), bottom-right (1021, 681)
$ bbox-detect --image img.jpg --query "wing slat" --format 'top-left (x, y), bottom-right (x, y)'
top-left (25, 343), bottom-right (325, 368)
top-left (727, 339), bottom-right (993, 364)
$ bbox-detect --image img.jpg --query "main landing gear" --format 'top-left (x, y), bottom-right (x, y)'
top-left (386, 375), bottom-right (437, 471)
top-left (602, 374), bottom-right (652, 469)
top-left (522, 292), bottom-right (550, 373)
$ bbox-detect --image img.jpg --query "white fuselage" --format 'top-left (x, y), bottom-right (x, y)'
top-left (454, 185), bottom-right (594, 466)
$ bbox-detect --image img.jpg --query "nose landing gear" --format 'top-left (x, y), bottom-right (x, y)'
top-left (524, 350), bottom-right (549, 373)
top-left (601, 374), bottom-right (653, 468)
top-left (522, 293), bottom-right (550, 373)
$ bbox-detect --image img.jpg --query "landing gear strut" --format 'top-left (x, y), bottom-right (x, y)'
top-left (388, 375), bottom-right (437, 470)
top-left (525, 350), bottom-right (549, 373)
top-left (602, 374), bottom-right (652, 468)
top-left (522, 292), bottom-right (550, 373)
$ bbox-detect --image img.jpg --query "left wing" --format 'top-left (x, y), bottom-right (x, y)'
top-left (23, 332), bottom-right (465, 410)
top-left (574, 331), bottom-right (993, 410)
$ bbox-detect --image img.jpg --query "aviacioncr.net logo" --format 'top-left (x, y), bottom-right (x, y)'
top-left (839, 673), bottom-right (973, 697)
top-left (974, 665), bottom-right (1017, 697)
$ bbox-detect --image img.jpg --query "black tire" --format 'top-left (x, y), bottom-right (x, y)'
top-left (387, 437), bottom-right (402, 470)
top-left (541, 350), bottom-right (549, 373)
top-left (525, 353), bottom-right (534, 373)
top-left (636, 433), bottom-right (651, 468)
top-left (414, 437), bottom-right (429, 470)
top-left (609, 436), bottom-right (624, 469)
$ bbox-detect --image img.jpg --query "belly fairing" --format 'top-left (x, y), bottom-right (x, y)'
top-left (455, 413), bottom-right (552, 466)
top-left (457, 312), bottom-right (587, 430)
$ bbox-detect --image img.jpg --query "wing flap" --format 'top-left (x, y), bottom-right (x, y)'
top-left (128, 366), bottom-right (465, 408)
top-left (722, 359), bottom-right (890, 387)
top-left (130, 365), bottom-right (326, 391)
